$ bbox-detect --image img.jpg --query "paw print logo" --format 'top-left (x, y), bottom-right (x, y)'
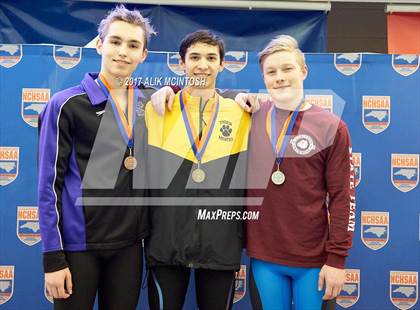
top-left (220, 124), bottom-right (232, 137)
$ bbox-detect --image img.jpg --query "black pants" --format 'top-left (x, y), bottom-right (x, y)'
top-left (54, 244), bottom-right (142, 310)
top-left (148, 266), bottom-right (236, 310)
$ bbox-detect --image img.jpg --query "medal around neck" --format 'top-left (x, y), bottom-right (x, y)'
top-left (271, 170), bottom-right (285, 185)
top-left (124, 155), bottom-right (137, 170)
top-left (192, 168), bottom-right (206, 183)
top-left (97, 74), bottom-right (139, 171)
top-left (180, 91), bottom-right (220, 184)
top-left (267, 99), bottom-right (305, 186)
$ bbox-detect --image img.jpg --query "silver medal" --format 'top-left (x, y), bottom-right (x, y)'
top-left (271, 170), bottom-right (285, 185)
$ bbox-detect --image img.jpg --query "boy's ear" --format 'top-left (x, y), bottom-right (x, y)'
top-left (302, 65), bottom-right (308, 80)
top-left (96, 38), bottom-right (103, 55)
top-left (140, 48), bottom-right (148, 63)
top-left (219, 60), bottom-right (225, 72)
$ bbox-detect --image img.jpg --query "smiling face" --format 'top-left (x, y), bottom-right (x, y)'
top-left (180, 42), bottom-right (224, 90)
top-left (96, 20), bottom-right (148, 82)
top-left (262, 50), bottom-right (307, 105)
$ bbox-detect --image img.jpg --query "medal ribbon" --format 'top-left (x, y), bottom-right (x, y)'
top-left (180, 91), bottom-right (220, 162)
top-left (97, 74), bottom-right (136, 148)
top-left (266, 99), bottom-right (305, 165)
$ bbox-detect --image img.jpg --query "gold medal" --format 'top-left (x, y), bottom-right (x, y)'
top-left (180, 91), bottom-right (219, 185)
top-left (271, 170), bottom-right (285, 185)
top-left (192, 168), bottom-right (206, 183)
top-left (124, 155), bottom-right (137, 170)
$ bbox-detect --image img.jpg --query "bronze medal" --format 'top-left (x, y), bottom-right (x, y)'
top-left (124, 155), bottom-right (137, 170)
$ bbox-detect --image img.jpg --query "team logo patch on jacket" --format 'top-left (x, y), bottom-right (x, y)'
top-left (224, 51), bottom-right (248, 73)
top-left (390, 271), bottom-right (418, 310)
top-left (391, 154), bottom-right (419, 192)
top-left (361, 211), bottom-right (389, 250)
top-left (353, 152), bottom-right (362, 187)
top-left (362, 96), bottom-right (390, 134)
top-left (392, 55), bottom-right (419, 77)
top-left (290, 134), bottom-right (316, 155)
top-left (0, 44), bottom-right (22, 68)
top-left (21, 88), bottom-right (50, 127)
top-left (16, 206), bottom-right (40, 246)
top-left (219, 120), bottom-right (233, 142)
top-left (167, 52), bottom-right (185, 76)
top-left (334, 53), bottom-right (362, 76)
top-left (0, 147), bottom-right (19, 187)
top-left (233, 265), bottom-right (246, 303)
top-left (0, 266), bottom-right (14, 305)
top-left (337, 269), bottom-right (360, 308)
top-left (53, 45), bottom-right (82, 69)
top-left (305, 94), bottom-right (333, 113)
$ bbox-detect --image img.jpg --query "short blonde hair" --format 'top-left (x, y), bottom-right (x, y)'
top-left (258, 35), bottom-right (306, 69)
top-left (98, 4), bottom-right (156, 49)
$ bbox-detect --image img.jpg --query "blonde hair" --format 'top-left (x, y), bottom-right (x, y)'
top-left (98, 4), bottom-right (156, 49)
top-left (258, 35), bottom-right (306, 69)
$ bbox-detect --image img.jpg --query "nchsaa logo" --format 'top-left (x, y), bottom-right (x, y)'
top-left (53, 45), bottom-right (82, 69)
top-left (390, 271), bottom-right (418, 310)
top-left (0, 147), bottom-right (19, 186)
top-left (0, 266), bottom-right (14, 305)
top-left (233, 265), bottom-right (246, 303)
top-left (21, 88), bottom-right (50, 127)
top-left (353, 153), bottom-right (362, 187)
top-left (0, 44), bottom-right (22, 68)
top-left (167, 52), bottom-right (185, 76)
top-left (337, 269), bottom-right (360, 308)
top-left (224, 51), bottom-right (248, 73)
top-left (392, 55), bottom-right (419, 77)
top-left (334, 53), bottom-right (362, 76)
top-left (16, 206), bottom-right (41, 246)
top-left (361, 211), bottom-right (389, 250)
top-left (391, 154), bottom-right (419, 193)
top-left (305, 95), bottom-right (333, 113)
top-left (362, 96), bottom-right (390, 134)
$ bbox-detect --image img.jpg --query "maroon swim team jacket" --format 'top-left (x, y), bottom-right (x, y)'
top-left (246, 103), bottom-right (356, 269)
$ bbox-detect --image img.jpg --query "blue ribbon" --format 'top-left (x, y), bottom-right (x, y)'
top-left (271, 99), bottom-right (305, 165)
top-left (179, 91), bottom-right (220, 162)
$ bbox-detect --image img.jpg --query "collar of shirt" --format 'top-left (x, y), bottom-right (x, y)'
top-left (181, 90), bottom-right (217, 113)
top-left (81, 72), bottom-right (145, 106)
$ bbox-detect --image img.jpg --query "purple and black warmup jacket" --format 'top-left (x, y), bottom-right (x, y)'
top-left (38, 73), bottom-right (152, 272)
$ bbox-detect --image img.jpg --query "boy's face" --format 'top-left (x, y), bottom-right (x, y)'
top-left (96, 20), bottom-right (148, 80)
top-left (262, 50), bottom-right (307, 104)
top-left (180, 42), bottom-right (224, 90)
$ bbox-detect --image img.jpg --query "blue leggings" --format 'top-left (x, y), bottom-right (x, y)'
top-left (250, 258), bottom-right (324, 310)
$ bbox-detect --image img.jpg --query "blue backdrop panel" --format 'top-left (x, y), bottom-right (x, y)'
top-left (0, 46), bottom-right (419, 310)
top-left (0, 1), bottom-right (327, 52)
